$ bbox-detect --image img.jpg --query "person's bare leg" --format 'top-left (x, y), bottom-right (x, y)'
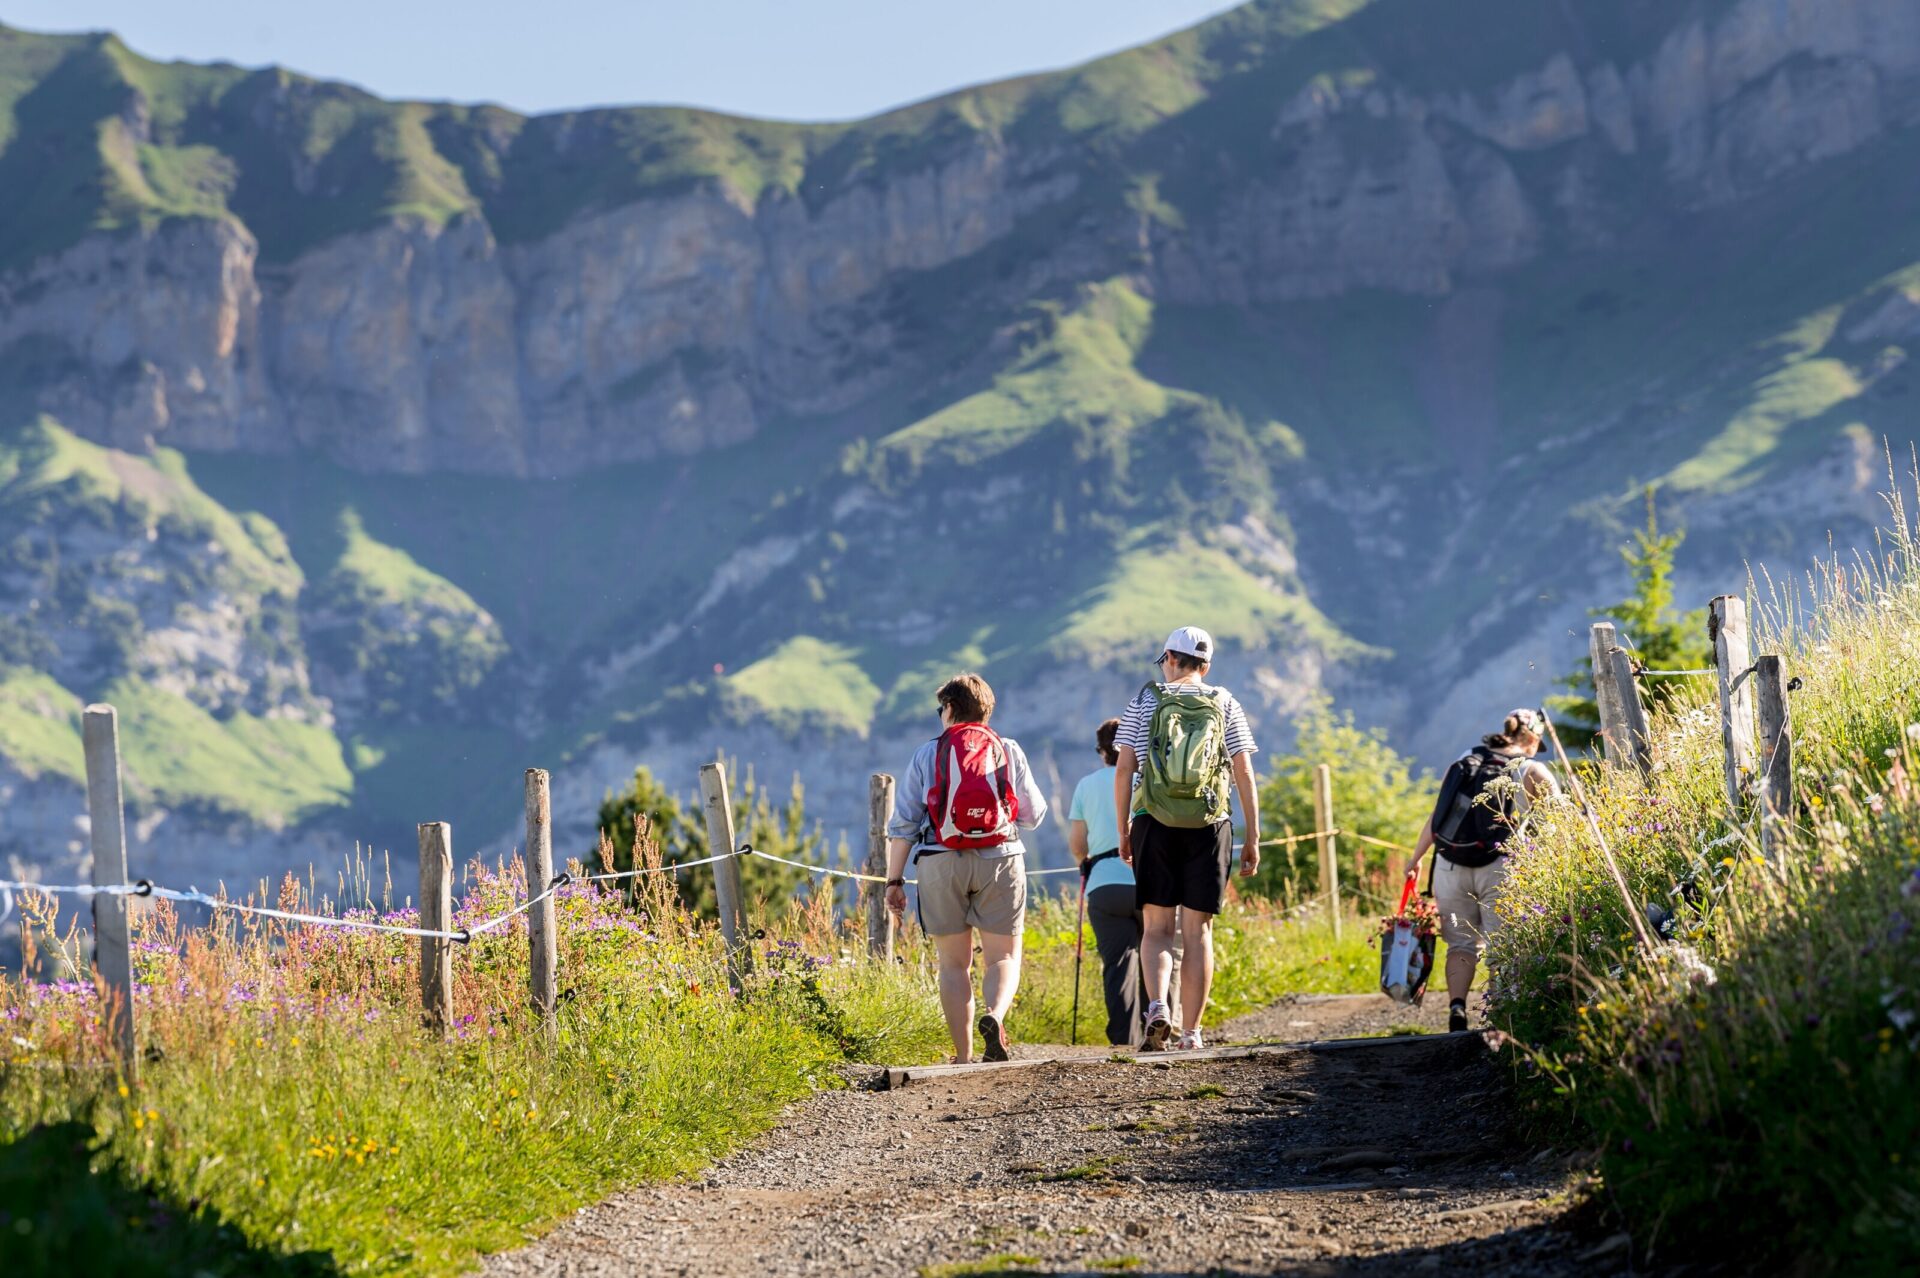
top-left (1140, 904), bottom-right (1179, 1006)
top-left (979, 930), bottom-right (1022, 1021)
top-left (1446, 947), bottom-right (1477, 1004)
top-left (1178, 908), bottom-right (1214, 1033)
top-left (932, 931), bottom-right (977, 1061)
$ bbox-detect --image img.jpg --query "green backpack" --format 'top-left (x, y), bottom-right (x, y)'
top-left (1135, 682), bottom-right (1231, 828)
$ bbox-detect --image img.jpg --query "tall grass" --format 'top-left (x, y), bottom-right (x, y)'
top-left (1491, 485), bottom-right (1920, 1269)
top-left (1, 847), bottom-right (1368, 1273)
top-left (2, 852), bottom-right (946, 1275)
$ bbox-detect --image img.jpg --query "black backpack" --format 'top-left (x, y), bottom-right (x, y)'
top-left (1429, 747), bottom-right (1525, 868)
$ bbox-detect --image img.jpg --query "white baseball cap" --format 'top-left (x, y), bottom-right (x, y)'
top-left (1160, 626), bottom-right (1215, 662)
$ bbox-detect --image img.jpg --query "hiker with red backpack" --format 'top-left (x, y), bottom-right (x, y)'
top-left (1404, 707), bottom-right (1561, 1032)
top-left (1113, 626), bottom-right (1261, 1052)
top-left (883, 673), bottom-right (1048, 1063)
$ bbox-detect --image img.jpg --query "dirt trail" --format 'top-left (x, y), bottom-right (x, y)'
top-left (486, 996), bottom-right (1620, 1277)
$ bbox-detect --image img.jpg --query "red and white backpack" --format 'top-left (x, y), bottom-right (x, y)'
top-left (926, 723), bottom-right (1019, 850)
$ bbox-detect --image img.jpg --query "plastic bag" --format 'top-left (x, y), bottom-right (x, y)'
top-left (1378, 871), bottom-right (1437, 1005)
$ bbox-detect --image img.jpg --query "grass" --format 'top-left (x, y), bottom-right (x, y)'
top-left (104, 677), bottom-right (351, 826)
top-left (2, 851), bottom-right (949, 1276)
top-left (722, 636), bottom-right (882, 737)
top-left (918, 1255), bottom-right (1043, 1278)
top-left (1489, 494), bottom-right (1920, 1269)
top-left (0, 417), bottom-right (301, 597)
top-left (1046, 537), bottom-right (1367, 668)
top-left (1184, 1083), bottom-right (1226, 1099)
top-left (0, 669), bottom-right (83, 783)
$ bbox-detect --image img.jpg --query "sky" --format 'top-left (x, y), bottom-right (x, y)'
top-left (6, 0), bottom-right (1244, 121)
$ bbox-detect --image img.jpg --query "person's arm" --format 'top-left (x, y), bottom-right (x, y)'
top-left (1406, 815), bottom-right (1433, 879)
top-left (1068, 819), bottom-right (1090, 865)
top-left (1114, 745), bottom-right (1138, 863)
top-left (1231, 750), bottom-right (1260, 877)
top-left (1010, 741), bottom-right (1047, 830)
top-left (1523, 760), bottom-right (1560, 801)
top-left (884, 836), bottom-right (912, 917)
top-left (883, 749), bottom-right (931, 916)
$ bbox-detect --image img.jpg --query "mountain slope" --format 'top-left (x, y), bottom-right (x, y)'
top-left (2, 0), bottom-right (1919, 891)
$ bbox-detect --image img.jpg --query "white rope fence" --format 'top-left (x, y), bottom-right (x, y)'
top-left (0, 848), bottom-right (743, 941)
top-left (0, 845), bottom-right (1092, 937)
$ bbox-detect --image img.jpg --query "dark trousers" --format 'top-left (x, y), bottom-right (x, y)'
top-left (1086, 882), bottom-right (1144, 1047)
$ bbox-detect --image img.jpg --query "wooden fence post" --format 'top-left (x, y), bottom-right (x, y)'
top-left (525, 769), bottom-right (558, 1024)
top-left (1312, 763), bottom-right (1342, 940)
top-left (418, 822), bottom-right (454, 1033)
top-left (698, 760), bottom-right (752, 984)
top-left (82, 705), bottom-right (136, 1082)
top-left (1755, 655), bottom-right (1794, 863)
top-left (866, 773), bottom-right (896, 960)
top-left (1607, 642), bottom-right (1656, 777)
top-left (1589, 622), bottom-right (1631, 764)
top-left (1710, 595), bottom-right (1756, 812)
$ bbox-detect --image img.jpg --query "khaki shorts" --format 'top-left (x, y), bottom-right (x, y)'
top-left (1433, 855), bottom-right (1509, 959)
top-left (915, 851), bottom-right (1026, 937)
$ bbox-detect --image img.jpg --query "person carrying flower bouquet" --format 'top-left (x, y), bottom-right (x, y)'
top-left (1404, 708), bottom-right (1559, 1032)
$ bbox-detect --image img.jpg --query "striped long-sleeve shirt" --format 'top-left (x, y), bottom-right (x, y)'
top-left (1114, 680), bottom-right (1259, 769)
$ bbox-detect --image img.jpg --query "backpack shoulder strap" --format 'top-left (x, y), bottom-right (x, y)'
top-left (1428, 753), bottom-right (1475, 836)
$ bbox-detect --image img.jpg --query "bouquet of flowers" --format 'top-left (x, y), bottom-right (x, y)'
top-left (1378, 871), bottom-right (1439, 1005)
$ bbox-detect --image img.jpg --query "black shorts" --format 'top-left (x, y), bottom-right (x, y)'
top-left (1131, 815), bottom-right (1233, 914)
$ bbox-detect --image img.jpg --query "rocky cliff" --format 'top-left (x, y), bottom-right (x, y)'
top-left (4, 0), bottom-right (1918, 476)
top-left (3, 0), bottom-right (1920, 912)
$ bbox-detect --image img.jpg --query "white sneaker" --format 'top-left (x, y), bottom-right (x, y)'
top-left (1175, 1028), bottom-right (1205, 1051)
top-left (1142, 1001), bottom-right (1172, 1052)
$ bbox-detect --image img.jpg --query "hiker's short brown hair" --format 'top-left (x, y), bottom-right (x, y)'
top-left (1095, 718), bottom-right (1121, 765)
top-left (937, 673), bottom-right (995, 724)
top-left (1163, 649), bottom-right (1209, 674)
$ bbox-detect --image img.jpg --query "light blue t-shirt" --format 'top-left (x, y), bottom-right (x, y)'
top-left (1068, 766), bottom-right (1133, 893)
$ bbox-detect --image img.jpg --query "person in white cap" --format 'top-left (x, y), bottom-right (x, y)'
top-left (1111, 625), bottom-right (1261, 1051)
top-left (1404, 707), bottom-right (1560, 1032)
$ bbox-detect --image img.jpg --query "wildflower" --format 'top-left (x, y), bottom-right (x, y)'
top-left (116, 1083), bottom-right (129, 1098)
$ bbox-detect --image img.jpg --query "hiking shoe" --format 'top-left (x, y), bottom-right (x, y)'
top-left (978, 1012), bottom-right (1010, 1062)
top-left (1176, 1028), bottom-right (1205, 1051)
top-left (1448, 1002), bottom-right (1469, 1033)
top-left (1142, 1000), bottom-right (1172, 1052)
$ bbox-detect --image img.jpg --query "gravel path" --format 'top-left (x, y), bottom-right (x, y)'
top-left (485, 995), bottom-right (1622, 1276)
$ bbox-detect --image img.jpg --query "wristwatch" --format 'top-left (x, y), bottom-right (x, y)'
top-left (885, 877), bottom-right (905, 887)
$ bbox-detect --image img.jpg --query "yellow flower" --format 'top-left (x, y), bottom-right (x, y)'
top-left (1809, 795), bottom-right (1823, 807)
top-left (132, 1116), bottom-right (145, 1131)
top-left (145, 1109), bottom-right (158, 1121)
top-left (117, 1083), bottom-right (129, 1098)
top-left (1720, 857), bottom-right (1735, 868)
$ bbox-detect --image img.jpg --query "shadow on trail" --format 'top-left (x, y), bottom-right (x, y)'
top-left (1146, 1034), bottom-right (1518, 1196)
top-left (0, 1120), bottom-right (339, 1278)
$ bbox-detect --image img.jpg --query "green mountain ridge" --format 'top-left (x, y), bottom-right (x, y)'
top-left (2, 0), bottom-right (1919, 872)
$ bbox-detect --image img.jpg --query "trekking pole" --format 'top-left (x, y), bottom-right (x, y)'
top-left (1071, 871), bottom-right (1088, 1045)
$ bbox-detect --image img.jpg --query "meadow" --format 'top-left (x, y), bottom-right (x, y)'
top-left (1490, 500), bottom-right (1920, 1269)
top-left (0, 843), bottom-right (1369, 1276)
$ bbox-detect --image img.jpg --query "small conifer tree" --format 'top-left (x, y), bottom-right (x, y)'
top-left (1550, 489), bottom-right (1713, 749)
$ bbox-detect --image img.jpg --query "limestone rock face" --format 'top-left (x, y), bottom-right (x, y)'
top-left (3, 0), bottom-right (1918, 475)
top-left (0, 218), bottom-right (269, 453)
